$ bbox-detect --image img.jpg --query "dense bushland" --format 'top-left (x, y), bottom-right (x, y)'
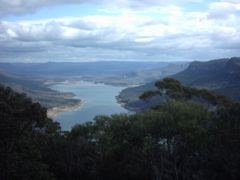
top-left (1, 79), bottom-right (240, 179)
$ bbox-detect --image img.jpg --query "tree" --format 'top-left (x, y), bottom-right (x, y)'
top-left (140, 77), bottom-right (233, 107)
top-left (205, 102), bottom-right (240, 179)
top-left (0, 86), bottom-right (61, 179)
top-left (138, 78), bottom-right (240, 179)
top-left (2, 80), bottom-right (239, 179)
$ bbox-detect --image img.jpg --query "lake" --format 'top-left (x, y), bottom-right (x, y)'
top-left (50, 81), bottom-right (131, 131)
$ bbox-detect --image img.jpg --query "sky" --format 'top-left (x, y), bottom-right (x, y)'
top-left (0, 0), bottom-right (240, 62)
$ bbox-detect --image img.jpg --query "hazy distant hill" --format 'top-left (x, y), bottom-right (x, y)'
top-left (171, 57), bottom-right (240, 100)
top-left (95, 63), bottom-right (189, 86)
top-left (0, 61), bottom-right (172, 109)
top-left (0, 61), bottom-right (171, 76)
top-left (0, 69), bottom-right (81, 109)
top-left (118, 57), bottom-right (240, 110)
top-left (2, 58), bottom-right (239, 111)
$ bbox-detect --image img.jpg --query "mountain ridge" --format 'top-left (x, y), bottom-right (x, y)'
top-left (0, 61), bottom-right (172, 76)
top-left (95, 62), bottom-right (189, 86)
top-left (118, 57), bottom-right (240, 110)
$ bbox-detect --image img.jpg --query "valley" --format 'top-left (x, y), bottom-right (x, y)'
top-left (1, 57), bottom-right (240, 178)
top-left (117, 57), bottom-right (240, 110)
top-left (1, 57), bottom-right (240, 119)
top-left (0, 61), bottom-right (176, 119)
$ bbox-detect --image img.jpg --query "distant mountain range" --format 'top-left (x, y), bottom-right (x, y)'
top-left (0, 61), bottom-right (175, 109)
top-left (118, 57), bottom-right (240, 110)
top-left (95, 63), bottom-right (189, 86)
top-left (1, 58), bottom-right (239, 111)
top-left (0, 61), bottom-right (172, 76)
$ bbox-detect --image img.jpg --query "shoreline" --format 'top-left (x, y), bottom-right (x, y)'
top-left (115, 96), bottom-right (139, 111)
top-left (47, 100), bottom-right (87, 119)
top-left (46, 79), bottom-right (134, 119)
top-left (44, 79), bottom-right (139, 88)
top-left (93, 81), bottom-right (139, 87)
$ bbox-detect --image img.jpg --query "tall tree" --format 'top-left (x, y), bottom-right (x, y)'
top-left (140, 77), bottom-right (233, 107)
top-left (0, 86), bottom-right (61, 179)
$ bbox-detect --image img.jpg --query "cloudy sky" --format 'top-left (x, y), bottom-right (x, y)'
top-left (0, 0), bottom-right (240, 62)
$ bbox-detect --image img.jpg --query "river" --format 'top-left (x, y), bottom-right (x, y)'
top-left (50, 81), bottom-right (131, 131)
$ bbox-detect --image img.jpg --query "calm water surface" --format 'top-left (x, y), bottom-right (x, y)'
top-left (50, 81), bottom-right (131, 131)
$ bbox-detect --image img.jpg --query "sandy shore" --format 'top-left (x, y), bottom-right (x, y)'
top-left (47, 100), bottom-right (87, 119)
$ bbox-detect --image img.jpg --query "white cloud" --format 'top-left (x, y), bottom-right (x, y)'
top-left (104, 0), bottom-right (204, 11)
top-left (207, 2), bottom-right (237, 19)
top-left (0, 0), bottom-right (239, 62)
top-left (6, 29), bottom-right (18, 38)
top-left (0, 0), bottom-right (205, 17)
top-left (0, 0), bottom-right (100, 17)
top-left (221, 0), bottom-right (240, 3)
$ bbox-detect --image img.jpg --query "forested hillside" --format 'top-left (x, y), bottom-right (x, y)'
top-left (171, 57), bottom-right (240, 100)
top-left (1, 81), bottom-right (240, 179)
top-left (118, 57), bottom-right (240, 110)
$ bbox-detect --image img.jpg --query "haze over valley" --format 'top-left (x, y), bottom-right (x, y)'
top-left (1, 57), bottom-right (240, 120)
top-left (1, 57), bottom-right (240, 179)
top-left (0, 60), bottom-right (186, 117)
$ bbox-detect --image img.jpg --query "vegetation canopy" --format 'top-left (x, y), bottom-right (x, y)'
top-left (140, 77), bottom-right (233, 107)
top-left (1, 77), bottom-right (240, 179)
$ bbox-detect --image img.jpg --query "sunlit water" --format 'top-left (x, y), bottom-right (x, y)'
top-left (50, 81), bottom-right (131, 131)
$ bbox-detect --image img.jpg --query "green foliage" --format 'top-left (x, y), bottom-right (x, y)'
top-left (140, 77), bottom-right (234, 108)
top-left (171, 57), bottom-right (240, 101)
top-left (117, 82), bottom-right (158, 110)
top-left (0, 86), bottom-right (61, 179)
top-left (1, 84), bottom-right (240, 179)
top-left (139, 90), bottom-right (162, 101)
top-left (78, 98), bottom-right (239, 179)
top-left (118, 57), bottom-right (240, 111)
